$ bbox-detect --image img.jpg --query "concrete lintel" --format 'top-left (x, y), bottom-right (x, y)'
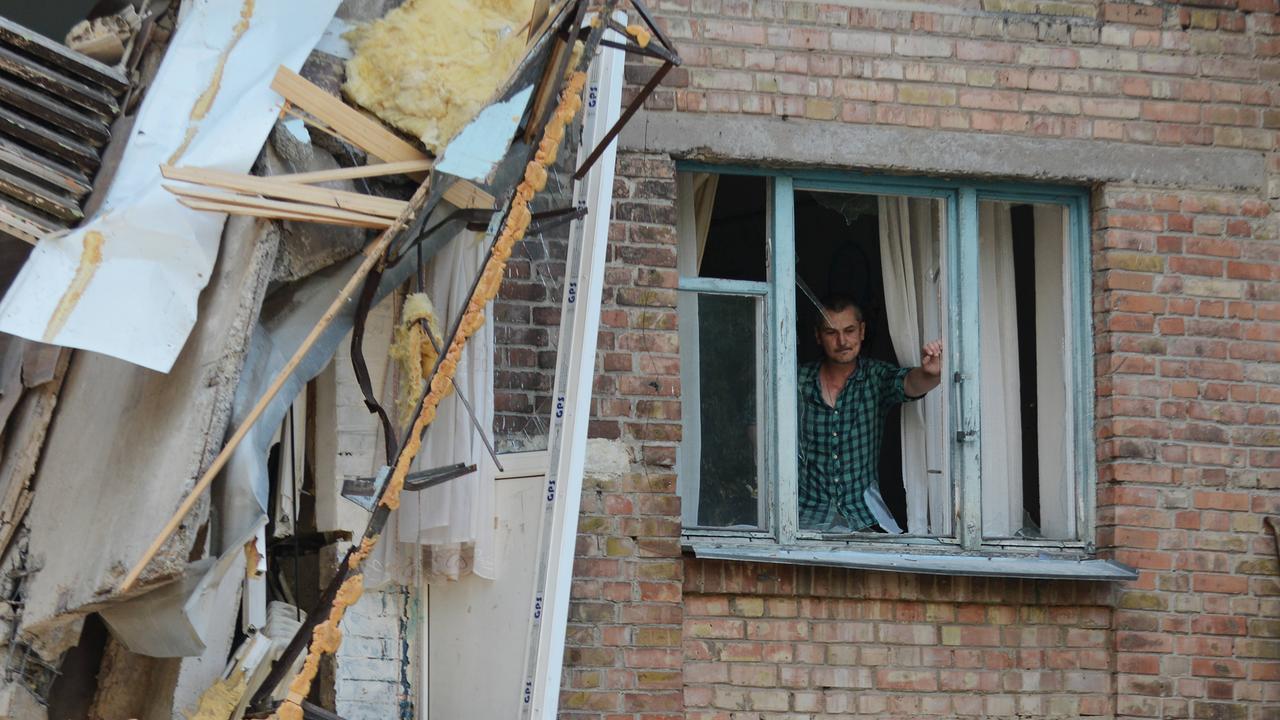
top-left (620, 112), bottom-right (1266, 192)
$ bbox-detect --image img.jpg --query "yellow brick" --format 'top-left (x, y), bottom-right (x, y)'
top-left (1107, 252), bottom-right (1165, 273)
top-left (899, 85), bottom-right (956, 106)
top-left (804, 98), bottom-right (837, 120)
top-left (941, 626), bottom-right (962, 645)
top-left (733, 597), bottom-right (766, 617)
top-left (1038, 1), bottom-right (1097, 17)
top-left (1183, 277), bottom-right (1245, 299)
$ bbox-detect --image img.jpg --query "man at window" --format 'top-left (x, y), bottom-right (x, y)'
top-left (799, 296), bottom-right (943, 533)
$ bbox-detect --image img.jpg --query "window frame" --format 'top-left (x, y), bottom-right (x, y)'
top-left (675, 162), bottom-right (1117, 575)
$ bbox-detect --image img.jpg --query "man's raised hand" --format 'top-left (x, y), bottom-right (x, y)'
top-left (920, 340), bottom-right (943, 376)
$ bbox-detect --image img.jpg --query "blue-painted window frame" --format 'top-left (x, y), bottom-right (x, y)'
top-left (675, 161), bottom-right (1098, 561)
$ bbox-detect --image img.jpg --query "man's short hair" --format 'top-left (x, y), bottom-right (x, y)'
top-left (818, 294), bottom-right (864, 326)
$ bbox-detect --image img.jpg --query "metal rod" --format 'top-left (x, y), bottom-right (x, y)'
top-left (597, 38), bottom-right (676, 63)
top-left (418, 318), bottom-right (504, 472)
top-left (403, 463), bottom-right (477, 492)
top-left (528, 205), bottom-right (588, 234)
top-left (574, 61), bottom-right (671, 180)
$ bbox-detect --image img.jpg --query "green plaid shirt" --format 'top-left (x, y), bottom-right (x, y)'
top-left (798, 358), bottom-right (914, 531)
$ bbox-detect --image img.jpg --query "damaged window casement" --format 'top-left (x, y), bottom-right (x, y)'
top-left (675, 168), bottom-right (1137, 581)
top-left (0, 0), bottom-right (678, 719)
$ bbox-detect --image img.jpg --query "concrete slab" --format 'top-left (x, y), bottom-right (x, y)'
top-left (18, 214), bottom-right (279, 653)
top-left (620, 112), bottom-right (1266, 191)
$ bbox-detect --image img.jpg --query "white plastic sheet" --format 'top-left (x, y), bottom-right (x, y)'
top-left (0, 0), bottom-right (341, 372)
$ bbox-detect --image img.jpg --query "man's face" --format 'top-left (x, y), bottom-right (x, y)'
top-left (816, 307), bottom-right (864, 365)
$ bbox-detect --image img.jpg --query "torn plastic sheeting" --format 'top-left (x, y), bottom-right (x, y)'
top-left (0, 0), bottom-right (341, 373)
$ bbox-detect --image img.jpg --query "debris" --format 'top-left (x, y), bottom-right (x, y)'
top-left (0, 2), bottom-right (341, 372)
top-left (118, 178), bottom-right (435, 594)
top-left (65, 7), bottom-right (142, 66)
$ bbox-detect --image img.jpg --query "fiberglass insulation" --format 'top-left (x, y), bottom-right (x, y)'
top-left (343, 0), bottom-right (535, 154)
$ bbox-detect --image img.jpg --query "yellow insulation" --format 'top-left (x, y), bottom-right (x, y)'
top-left (388, 292), bottom-right (445, 427)
top-left (270, 70), bottom-right (589, 720)
top-left (343, 0), bottom-right (535, 153)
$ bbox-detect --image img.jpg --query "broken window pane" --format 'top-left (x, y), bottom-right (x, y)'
top-left (691, 174), bottom-right (767, 282)
top-left (978, 201), bottom-right (1077, 540)
top-left (685, 292), bottom-right (764, 529)
top-left (491, 133), bottom-right (577, 452)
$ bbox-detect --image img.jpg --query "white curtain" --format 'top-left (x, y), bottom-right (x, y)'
top-left (676, 173), bottom-right (719, 526)
top-left (371, 230), bottom-right (497, 585)
top-left (878, 197), bottom-right (944, 534)
top-left (692, 173), bottom-right (719, 273)
top-left (1033, 205), bottom-right (1073, 539)
top-left (978, 202), bottom-right (1023, 537)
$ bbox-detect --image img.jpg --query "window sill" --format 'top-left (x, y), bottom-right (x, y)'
top-left (684, 540), bottom-right (1137, 581)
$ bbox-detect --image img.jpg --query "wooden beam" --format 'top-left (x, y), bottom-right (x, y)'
top-left (0, 45), bottom-right (119, 118)
top-left (270, 67), bottom-right (427, 167)
top-left (0, 75), bottom-right (110, 146)
top-left (0, 105), bottom-right (99, 171)
top-left (0, 17), bottom-right (128, 94)
top-left (0, 166), bottom-right (81, 222)
top-left (270, 68), bottom-right (495, 209)
top-left (441, 178), bottom-right (496, 210)
top-left (0, 196), bottom-right (60, 244)
top-left (0, 138), bottom-right (91, 198)
top-left (271, 159), bottom-right (435, 184)
top-left (162, 165), bottom-right (407, 219)
top-left (176, 197), bottom-right (390, 230)
top-left (165, 185), bottom-right (392, 228)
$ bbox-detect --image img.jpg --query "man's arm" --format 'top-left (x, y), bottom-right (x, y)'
top-left (904, 339), bottom-right (943, 398)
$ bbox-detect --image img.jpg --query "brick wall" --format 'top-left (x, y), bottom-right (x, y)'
top-left (683, 564), bottom-right (1114, 718)
top-left (563, 0), bottom-right (1280, 718)
top-left (562, 153), bottom-right (686, 718)
top-left (1094, 185), bottom-right (1280, 718)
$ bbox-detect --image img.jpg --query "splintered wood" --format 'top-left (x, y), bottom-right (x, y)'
top-left (161, 66), bottom-right (494, 227)
top-left (271, 69), bottom-right (589, 720)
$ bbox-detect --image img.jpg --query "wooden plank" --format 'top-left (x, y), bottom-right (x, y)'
top-left (0, 196), bottom-right (61, 244)
top-left (527, 0), bottom-right (552, 42)
top-left (0, 105), bottom-right (99, 171)
top-left (0, 210), bottom-right (48, 245)
top-left (0, 45), bottom-right (118, 118)
top-left (441, 178), bottom-right (496, 210)
top-left (272, 159), bottom-right (435, 184)
top-left (177, 197), bottom-right (390, 230)
top-left (0, 17), bottom-right (128, 94)
top-left (271, 66), bottom-right (427, 167)
top-left (0, 75), bottom-right (110, 146)
top-left (0, 166), bottom-right (81, 222)
top-left (523, 37), bottom-right (569, 144)
top-left (271, 69), bottom-right (495, 208)
top-left (0, 137), bottom-right (91, 198)
top-left (161, 165), bottom-right (406, 219)
top-left (167, 185), bottom-right (392, 229)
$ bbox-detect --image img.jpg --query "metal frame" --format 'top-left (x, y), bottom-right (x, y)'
top-left (673, 162), bottom-right (1122, 577)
